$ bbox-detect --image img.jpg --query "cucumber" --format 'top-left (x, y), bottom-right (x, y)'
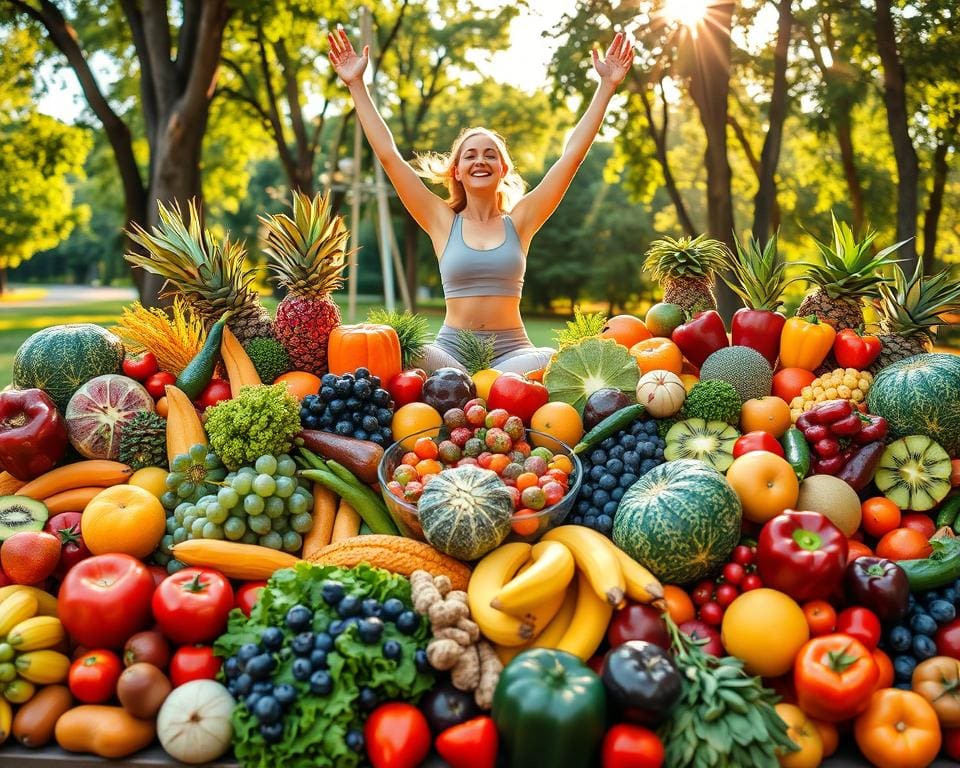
top-left (176, 312), bottom-right (230, 399)
top-left (898, 533), bottom-right (960, 592)
top-left (935, 494), bottom-right (960, 531)
top-left (780, 427), bottom-right (810, 482)
top-left (574, 404), bottom-right (645, 455)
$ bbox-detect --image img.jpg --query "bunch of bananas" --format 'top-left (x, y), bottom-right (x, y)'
top-left (467, 525), bottom-right (665, 665)
top-left (0, 585), bottom-right (70, 741)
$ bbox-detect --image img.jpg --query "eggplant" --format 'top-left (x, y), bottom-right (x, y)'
top-left (836, 441), bottom-right (885, 491)
top-left (298, 430), bottom-right (384, 485)
top-left (600, 641), bottom-right (682, 725)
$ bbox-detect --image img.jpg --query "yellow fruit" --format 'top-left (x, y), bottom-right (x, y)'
top-left (776, 703), bottom-right (824, 768)
top-left (529, 402), bottom-right (583, 453)
top-left (82, 485), bottom-right (166, 559)
top-left (797, 475), bottom-right (862, 537)
top-left (391, 403), bottom-right (443, 451)
top-left (721, 588), bottom-right (809, 677)
top-left (679, 374), bottom-right (699, 393)
top-left (472, 369), bottom-right (502, 401)
top-left (127, 467), bottom-right (168, 499)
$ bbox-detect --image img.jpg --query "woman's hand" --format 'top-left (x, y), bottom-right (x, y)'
top-left (327, 25), bottom-right (368, 86)
top-left (591, 31), bottom-right (635, 88)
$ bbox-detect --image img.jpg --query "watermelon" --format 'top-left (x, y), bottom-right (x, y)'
top-left (612, 459), bottom-right (742, 584)
top-left (13, 324), bottom-right (125, 411)
top-left (866, 353), bottom-right (960, 457)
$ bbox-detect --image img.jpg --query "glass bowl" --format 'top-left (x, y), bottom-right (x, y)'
top-left (377, 425), bottom-right (582, 546)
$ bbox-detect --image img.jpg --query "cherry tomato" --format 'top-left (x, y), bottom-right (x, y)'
top-left (699, 601), bottom-right (724, 626)
top-left (144, 371), bottom-right (176, 399)
top-left (722, 562), bottom-right (745, 586)
top-left (691, 580), bottom-right (714, 606)
top-left (364, 702), bottom-right (431, 768)
top-left (169, 645), bottom-right (221, 687)
top-left (715, 584), bottom-right (739, 608)
top-left (234, 581), bottom-right (268, 618)
top-left (122, 351), bottom-right (159, 381)
top-left (802, 600), bottom-right (837, 637)
top-left (741, 574), bottom-right (763, 591)
top-left (69, 649), bottom-right (123, 704)
top-left (733, 431), bottom-right (785, 458)
top-left (601, 723), bottom-right (665, 768)
top-left (936, 619), bottom-right (960, 659)
top-left (196, 378), bottom-right (232, 411)
top-left (899, 513), bottom-right (936, 540)
top-left (732, 545), bottom-right (755, 566)
top-left (836, 606), bottom-right (882, 649)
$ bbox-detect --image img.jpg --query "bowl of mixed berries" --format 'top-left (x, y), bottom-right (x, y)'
top-left (377, 398), bottom-right (582, 543)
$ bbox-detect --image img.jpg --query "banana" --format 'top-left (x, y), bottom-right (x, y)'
top-left (491, 540), bottom-right (575, 616)
top-left (468, 543), bottom-right (537, 646)
top-left (14, 650), bottom-right (71, 685)
top-left (554, 571), bottom-right (614, 661)
top-left (0, 696), bottom-right (10, 744)
top-left (7, 616), bottom-right (64, 651)
top-left (0, 591), bottom-right (38, 637)
top-left (569, 526), bottom-right (665, 605)
top-left (494, 579), bottom-right (580, 666)
top-left (542, 525), bottom-right (626, 608)
top-left (0, 586), bottom-right (58, 618)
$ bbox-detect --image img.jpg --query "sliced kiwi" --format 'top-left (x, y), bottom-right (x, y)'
top-left (0, 496), bottom-right (49, 540)
top-left (663, 418), bottom-right (740, 472)
top-left (874, 435), bottom-right (952, 512)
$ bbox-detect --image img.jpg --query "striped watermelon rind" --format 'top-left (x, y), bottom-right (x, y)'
top-left (866, 353), bottom-right (960, 457)
top-left (612, 459), bottom-right (742, 584)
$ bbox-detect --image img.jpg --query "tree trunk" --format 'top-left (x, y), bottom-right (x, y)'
top-left (835, 109), bottom-right (866, 235)
top-left (874, 0), bottom-right (919, 270)
top-left (0, 267), bottom-right (7, 296)
top-left (753, 0), bottom-right (793, 245)
top-left (922, 120), bottom-right (956, 272)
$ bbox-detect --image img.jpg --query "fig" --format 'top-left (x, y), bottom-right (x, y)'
top-left (582, 388), bottom-right (632, 430)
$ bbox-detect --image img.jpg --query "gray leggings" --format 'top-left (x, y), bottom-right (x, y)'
top-left (416, 324), bottom-right (556, 375)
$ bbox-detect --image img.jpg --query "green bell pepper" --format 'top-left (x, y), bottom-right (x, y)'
top-left (492, 648), bottom-right (606, 768)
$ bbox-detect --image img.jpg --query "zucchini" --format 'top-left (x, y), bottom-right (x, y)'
top-left (898, 531), bottom-right (960, 592)
top-left (574, 404), bottom-right (644, 455)
top-left (175, 311), bottom-right (230, 399)
top-left (935, 493), bottom-right (960, 531)
top-left (780, 427), bottom-right (810, 482)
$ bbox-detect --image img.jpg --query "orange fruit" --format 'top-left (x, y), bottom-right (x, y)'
top-left (82, 485), bottom-right (166, 559)
top-left (740, 396), bottom-right (792, 437)
top-left (811, 719), bottom-right (839, 758)
top-left (128, 467), bottom-right (168, 499)
top-left (860, 497), bottom-right (902, 538)
top-left (155, 397), bottom-right (169, 418)
top-left (679, 373), bottom-right (699, 393)
top-left (472, 369), bottom-right (502, 401)
top-left (274, 371), bottom-right (322, 400)
top-left (600, 315), bottom-right (651, 349)
top-left (516, 472), bottom-right (539, 491)
top-left (629, 338), bottom-right (683, 375)
top-left (662, 585), bottom-right (695, 625)
top-left (529, 402), bottom-right (584, 452)
top-left (392, 402), bottom-right (443, 451)
top-left (847, 540), bottom-right (874, 561)
top-left (875, 527), bottom-right (933, 561)
top-left (725, 452), bottom-right (799, 524)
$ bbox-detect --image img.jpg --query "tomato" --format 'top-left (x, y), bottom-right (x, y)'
top-left (944, 727), bottom-right (960, 760)
top-left (774, 703), bottom-right (822, 768)
top-left (899, 513), bottom-right (936, 540)
top-left (601, 723), bottom-right (664, 768)
top-left (196, 378), bottom-right (232, 411)
top-left (146, 565), bottom-right (168, 589)
top-left (69, 649), bottom-right (123, 704)
top-left (234, 581), bottom-right (268, 618)
top-left (802, 600), bottom-right (837, 637)
top-left (57, 554), bottom-right (156, 649)
top-left (936, 618), bottom-right (960, 659)
top-left (846, 540), bottom-right (874, 561)
top-left (836, 606), bottom-right (882, 649)
top-left (794, 633), bottom-right (879, 722)
top-left (860, 497), bottom-right (901, 538)
top-left (872, 648), bottom-right (894, 691)
top-left (772, 368), bottom-right (817, 403)
top-left (44, 511), bottom-right (90, 578)
top-left (854, 689), bottom-right (941, 768)
top-left (875, 527), bottom-right (933, 561)
top-left (144, 371), bottom-right (176, 399)
top-left (387, 371), bottom-right (426, 409)
top-left (123, 630), bottom-right (171, 670)
top-left (434, 716), bottom-right (499, 768)
top-left (169, 645), bottom-right (221, 687)
top-left (122, 351), bottom-right (158, 381)
top-left (364, 702), bottom-right (431, 768)
top-left (152, 568), bottom-right (233, 645)
top-left (732, 431), bottom-right (785, 459)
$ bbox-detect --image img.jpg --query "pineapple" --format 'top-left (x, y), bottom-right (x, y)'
top-left (872, 260), bottom-right (960, 370)
top-left (125, 201), bottom-right (274, 342)
top-left (261, 190), bottom-right (352, 376)
top-left (724, 231), bottom-right (797, 312)
top-left (366, 309), bottom-right (431, 370)
top-left (453, 329), bottom-right (497, 376)
top-left (643, 234), bottom-right (731, 313)
top-left (554, 306), bottom-right (608, 348)
top-left (796, 214), bottom-right (906, 330)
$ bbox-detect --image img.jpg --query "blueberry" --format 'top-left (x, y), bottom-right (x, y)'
top-left (372, 389), bottom-right (391, 407)
top-left (929, 599), bottom-right (956, 625)
top-left (382, 598), bottom-right (405, 622)
top-left (944, 587), bottom-right (958, 605)
top-left (602, 501), bottom-right (618, 516)
top-left (353, 380), bottom-right (372, 400)
top-left (619, 473), bottom-right (637, 488)
top-left (600, 437), bottom-right (616, 450)
top-left (610, 488), bottom-right (624, 502)
top-left (383, 640), bottom-right (402, 660)
top-left (589, 449), bottom-right (607, 465)
top-left (320, 385), bottom-right (336, 401)
top-left (322, 580), bottom-right (346, 605)
top-left (329, 398), bottom-right (346, 414)
top-left (314, 632), bottom-right (334, 651)
top-left (910, 612), bottom-right (939, 637)
top-left (286, 605), bottom-right (313, 632)
top-left (260, 721), bottom-right (285, 743)
top-left (355, 367), bottom-right (370, 379)
top-left (246, 654), bottom-right (277, 681)
top-left (377, 408), bottom-right (394, 425)
top-left (310, 649), bottom-right (328, 669)
top-left (244, 692), bottom-right (262, 711)
top-left (273, 683), bottom-right (297, 707)
top-left (370, 432), bottom-right (386, 446)
top-left (358, 618), bottom-right (385, 644)
top-left (288, 657), bottom-right (311, 682)
top-left (605, 459), bottom-right (624, 475)
top-left (396, 610), bottom-right (420, 635)
top-left (224, 656), bottom-right (241, 679)
top-left (592, 489), bottom-right (610, 507)
top-left (335, 421), bottom-right (353, 435)
top-left (235, 673), bottom-right (253, 696)
top-left (353, 429), bottom-right (369, 441)
top-left (237, 643), bottom-right (260, 666)
top-left (361, 598), bottom-right (382, 618)
top-left (309, 670), bottom-right (333, 696)
top-left (255, 696), bottom-right (282, 725)
top-left (253, 681), bottom-right (274, 694)
top-left (596, 514), bottom-right (614, 534)
top-left (292, 631), bottom-right (315, 656)
top-left (338, 595), bottom-right (362, 617)
top-left (361, 415), bottom-right (380, 433)
top-left (608, 445), bottom-right (625, 461)
top-left (888, 625), bottom-right (913, 653)
top-left (912, 634), bottom-right (938, 660)
top-left (893, 654), bottom-right (917, 681)
top-left (334, 379), bottom-right (352, 396)
top-left (321, 373), bottom-right (338, 387)
top-left (415, 648), bottom-right (429, 672)
top-left (358, 686), bottom-right (378, 710)
top-left (261, 627), bottom-right (284, 652)
top-left (346, 729), bottom-right (365, 753)
top-left (923, 589), bottom-right (942, 605)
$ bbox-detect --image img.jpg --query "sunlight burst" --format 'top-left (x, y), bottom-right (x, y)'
top-left (662, 0), bottom-right (712, 29)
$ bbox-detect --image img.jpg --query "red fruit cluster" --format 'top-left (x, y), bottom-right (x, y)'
top-left (796, 401), bottom-right (887, 478)
top-left (690, 545), bottom-right (763, 626)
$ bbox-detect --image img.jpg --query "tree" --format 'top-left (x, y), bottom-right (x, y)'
top-left (0, 27), bottom-right (90, 294)
top-left (6, 0), bottom-right (231, 306)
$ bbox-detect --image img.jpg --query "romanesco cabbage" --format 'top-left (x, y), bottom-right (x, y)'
top-left (204, 383), bottom-right (301, 469)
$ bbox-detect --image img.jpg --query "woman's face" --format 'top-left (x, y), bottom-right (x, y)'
top-left (454, 134), bottom-right (506, 194)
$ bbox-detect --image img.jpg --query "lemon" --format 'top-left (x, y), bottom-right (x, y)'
top-left (128, 466), bottom-right (169, 499)
top-left (471, 369), bottom-right (502, 401)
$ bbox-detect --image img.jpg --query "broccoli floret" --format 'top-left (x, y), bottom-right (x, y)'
top-left (682, 380), bottom-right (742, 425)
top-left (204, 383), bottom-right (301, 469)
top-left (243, 337), bottom-right (291, 384)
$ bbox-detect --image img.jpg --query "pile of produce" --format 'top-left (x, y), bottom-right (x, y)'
top-left (2, 200), bottom-right (960, 767)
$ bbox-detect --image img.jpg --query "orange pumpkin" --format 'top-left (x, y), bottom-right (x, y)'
top-left (725, 452), bottom-right (799, 524)
top-left (629, 338), bottom-right (683, 376)
top-left (327, 324), bottom-right (402, 384)
top-left (740, 396), bottom-right (792, 437)
top-left (854, 689), bottom-right (941, 768)
top-left (601, 315), bottom-right (651, 349)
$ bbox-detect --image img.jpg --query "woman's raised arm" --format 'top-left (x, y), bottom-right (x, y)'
top-left (511, 33), bottom-right (634, 244)
top-left (328, 27), bottom-right (448, 235)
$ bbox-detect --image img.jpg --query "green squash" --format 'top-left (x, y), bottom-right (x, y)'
top-left (417, 465), bottom-right (513, 561)
top-left (612, 459), bottom-right (742, 585)
top-left (867, 353), bottom-right (960, 457)
top-left (13, 323), bottom-right (124, 411)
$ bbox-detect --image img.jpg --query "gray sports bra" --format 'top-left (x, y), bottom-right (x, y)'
top-left (438, 214), bottom-right (525, 298)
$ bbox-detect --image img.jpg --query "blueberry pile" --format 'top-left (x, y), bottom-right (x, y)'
top-left (299, 368), bottom-right (395, 445)
top-left (882, 578), bottom-right (959, 688)
top-left (569, 417), bottom-right (665, 535)
top-left (222, 580), bottom-right (429, 746)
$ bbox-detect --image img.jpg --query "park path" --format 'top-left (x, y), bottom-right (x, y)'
top-left (1, 284), bottom-right (138, 308)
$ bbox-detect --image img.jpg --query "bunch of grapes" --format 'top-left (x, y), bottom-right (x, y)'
top-left (300, 368), bottom-right (394, 445)
top-left (160, 453), bottom-right (313, 564)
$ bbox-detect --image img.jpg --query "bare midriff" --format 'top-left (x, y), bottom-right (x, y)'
top-left (443, 295), bottom-right (524, 331)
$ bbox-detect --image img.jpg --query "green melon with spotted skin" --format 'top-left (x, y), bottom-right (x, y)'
top-left (13, 324), bottom-right (124, 411)
top-left (866, 353), bottom-right (960, 457)
top-left (612, 459), bottom-right (742, 585)
top-left (417, 464), bottom-right (514, 561)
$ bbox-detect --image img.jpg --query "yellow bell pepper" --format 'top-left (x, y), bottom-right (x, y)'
top-left (779, 316), bottom-right (837, 370)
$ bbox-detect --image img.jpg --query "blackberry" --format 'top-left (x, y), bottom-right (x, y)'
top-left (298, 373), bottom-right (395, 441)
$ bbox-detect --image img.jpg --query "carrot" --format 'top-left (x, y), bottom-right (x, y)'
top-left (0, 472), bottom-right (26, 496)
top-left (301, 485), bottom-right (337, 559)
top-left (330, 499), bottom-right (361, 543)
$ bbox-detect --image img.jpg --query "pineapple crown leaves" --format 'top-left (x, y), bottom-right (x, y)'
top-left (453, 329), bottom-right (497, 376)
top-left (876, 258), bottom-right (960, 335)
top-left (722, 230), bottom-right (801, 312)
top-left (554, 305), bottom-right (608, 348)
top-left (642, 234), bottom-right (732, 282)
top-left (262, 190), bottom-right (353, 296)
top-left (366, 308), bottom-right (431, 369)
top-left (799, 213), bottom-right (910, 299)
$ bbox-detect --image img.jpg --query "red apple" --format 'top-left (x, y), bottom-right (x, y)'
top-left (606, 602), bottom-right (669, 650)
top-left (678, 619), bottom-right (725, 657)
top-left (486, 373), bottom-right (549, 425)
top-left (387, 370), bottom-right (425, 408)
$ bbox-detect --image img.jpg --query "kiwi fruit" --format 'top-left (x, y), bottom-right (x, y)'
top-left (663, 418), bottom-right (740, 472)
top-left (874, 435), bottom-right (952, 512)
top-left (0, 496), bottom-right (49, 540)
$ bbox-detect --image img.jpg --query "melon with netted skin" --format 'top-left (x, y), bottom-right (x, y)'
top-left (543, 337), bottom-right (639, 415)
top-left (65, 374), bottom-right (155, 459)
top-left (698, 345), bottom-right (773, 403)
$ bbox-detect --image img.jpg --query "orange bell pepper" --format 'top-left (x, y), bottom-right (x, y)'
top-left (793, 633), bottom-right (879, 722)
top-left (778, 316), bottom-right (837, 371)
top-left (854, 689), bottom-right (942, 768)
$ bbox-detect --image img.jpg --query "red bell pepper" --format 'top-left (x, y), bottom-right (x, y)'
top-left (793, 633), bottom-right (879, 722)
top-left (435, 716), bottom-right (499, 768)
top-left (756, 510), bottom-right (849, 602)
top-left (833, 329), bottom-right (881, 369)
top-left (731, 308), bottom-right (786, 368)
top-left (671, 311), bottom-right (729, 369)
top-left (0, 389), bottom-right (68, 480)
top-left (733, 431), bottom-right (785, 458)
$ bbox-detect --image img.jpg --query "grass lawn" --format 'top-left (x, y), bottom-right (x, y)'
top-left (0, 297), bottom-right (565, 389)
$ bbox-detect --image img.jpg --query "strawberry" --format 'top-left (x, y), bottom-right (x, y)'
top-left (1, 531), bottom-right (61, 585)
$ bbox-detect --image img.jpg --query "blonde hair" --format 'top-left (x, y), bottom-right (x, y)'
top-left (411, 127), bottom-right (527, 213)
